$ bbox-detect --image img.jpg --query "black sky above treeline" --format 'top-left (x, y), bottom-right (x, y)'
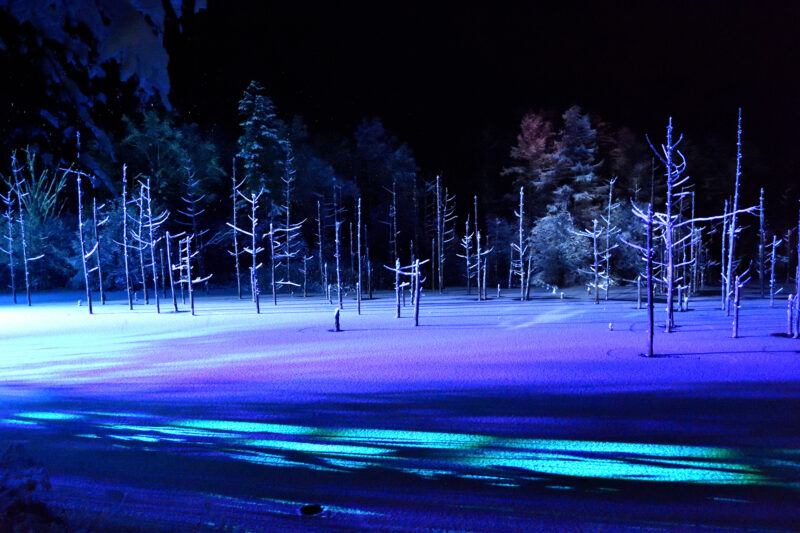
top-left (167, 1), bottom-right (800, 213)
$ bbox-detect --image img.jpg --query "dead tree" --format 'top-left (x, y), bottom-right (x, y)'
top-left (177, 234), bottom-right (211, 316)
top-left (456, 216), bottom-right (474, 294)
top-left (230, 158), bottom-right (245, 299)
top-left (278, 147), bottom-right (304, 288)
top-left (136, 188), bottom-right (148, 305)
top-left (646, 117), bottom-right (754, 332)
top-left (333, 183), bottom-right (345, 309)
top-left (316, 200), bottom-right (325, 293)
top-left (574, 220), bottom-right (604, 304)
top-left (0, 184), bottom-right (16, 303)
top-left (76, 174), bottom-right (97, 314)
top-left (10, 152), bottom-right (43, 306)
top-left (121, 164), bottom-right (133, 309)
top-left (795, 204), bottom-right (800, 338)
top-left (433, 176), bottom-right (456, 293)
top-left (227, 190), bottom-right (264, 313)
top-left (385, 258), bottom-right (429, 324)
top-left (476, 230), bottom-right (492, 300)
top-left (357, 197), bottom-right (362, 314)
top-left (385, 177), bottom-right (399, 265)
top-left (92, 197), bottom-right (108, 304)
top-left (622, 204), bottom-right (655, 357)
top-left (139, 178), bottom-right (169, 313)
top-left (732, 270), bottom-right (750, 339)
top-left (768, 235), bottom-right (782, 307)
top-left (720, 199), bottom-right (728, 310)
top-left (165, 231), bottom-right (185, 312)
top-left (301, 254), bottom-right (312, 297)
top-left (602, 177), bottom-right (621, 299)
top-left (724, 109), bottom-right (744, 315)
top-left (178, 161), bottom-right (208, 293)
top-left (758, 188), bottom-right (766, 298)
top-left (512, 186), bottom-right (527, 300)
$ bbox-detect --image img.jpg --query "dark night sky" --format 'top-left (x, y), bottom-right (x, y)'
top-left (168, 1), bottom-right (800, 210)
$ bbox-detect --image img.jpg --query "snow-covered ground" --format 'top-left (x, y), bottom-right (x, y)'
top-left (1, 288), bottom-right (799, 531)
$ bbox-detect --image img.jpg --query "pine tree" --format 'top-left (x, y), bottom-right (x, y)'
top-left (237, 81), bottom-right (286, 195)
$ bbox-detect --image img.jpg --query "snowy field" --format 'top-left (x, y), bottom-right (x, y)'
top-left (1, 288), bottom-right (799, 531)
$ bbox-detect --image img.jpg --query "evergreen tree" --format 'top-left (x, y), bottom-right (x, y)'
top-left (236, 81), bottom-right (287, 197)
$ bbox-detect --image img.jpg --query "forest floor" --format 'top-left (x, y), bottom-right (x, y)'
top-left (1, 286), bottom-right (799, 532)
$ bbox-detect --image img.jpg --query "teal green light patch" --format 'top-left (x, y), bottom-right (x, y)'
top-left (1, 418), bottom-right (39, 426)
top-left (100, 423), bottom-right (233, 439)
top-left (229, 451), bottom-right (339, 471)
top-left (239, 439), bottom-right (392, 456)
top-left (331, 428), bottom-right (491, 449)
top-left (176, 419), bottom-right (313, 435)
top-left (469, 450), bottom-right (765, 485)
top-left (512, 438), bottom-right (733, 459)
top-left (15, 411), bottom-right (81, 421)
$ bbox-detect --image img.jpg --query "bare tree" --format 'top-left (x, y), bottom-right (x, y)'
top-left (574, 220), bottom-right (604, 304)
top-left (140, 179), bottom-right (169, 313)
top-left (165, 231), bottom-right (184, 312)
top-left (76, 173), bottom-right (97, 314)
top-left (512, 186), bottom-right (527, 300)
top-left (92, 197), bottom-right (108, 304)
top-left (333, 182), bottom-right (345, 309)
top-left (227, 190), bottom-right (264, 313)
top-left (120, 164), bottom-right (133, 309)
top-left (622, 204), bottom-right (655, 357)
top-left (758, 188), bottom-right (766, 298)
top-left (732, 270), bottom-right (750, 339)
top-left (0, 184), bottom-right (16, 303)
top-left (135, 188), bottom-right (148, 305)
top-left (724, 109), bottom-right (744, 315)
top-left (385, 257), bottom-right (429, 324)
top-left (646, 117), bottom-right (753, 332)
top-left (10, 152), bottom-right (44, 306)
top-left (603, 177), bottom-right (621, 299)
top-left (177, 234), bottom-right (211, 316)
top-left (768, 235), bottom-right (782, 307)
top-left (357, 197), bottom-right (362, 314)
top-left (229, 158), bottom-right (245, 299)
top-left (456, 216), bottom-right (474, 294)
top-left (316, 199), bottom-right (325, 293)
top-left (432, 176), bottom-right (456, 293)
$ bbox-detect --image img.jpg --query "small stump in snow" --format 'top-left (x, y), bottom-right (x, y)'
top-left (298, 503), bottom-right (325, 516)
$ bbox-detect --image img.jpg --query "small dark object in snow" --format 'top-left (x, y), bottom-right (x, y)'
top-left (299, 503), bottom-right (324, 516)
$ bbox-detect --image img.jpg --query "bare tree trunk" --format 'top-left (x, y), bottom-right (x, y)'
top-left (231, 159), bottom-right (243, 299)
top-left (11, 154), bottom-right (33, 306)
top-left (646, 205), bottom-right (654, 357)
top-left (92, 198), bottom-right (105, 304)
top-left (721, 199), bottom-right (728, 310)
top-left (335, 216), bottom-right (342, 310)
top-left (317, 200), bottom-right (325, 293)
top-left (515, 186), bottom-right (526, 301)
top-left (725, 109), bottom-right (743, 315)
top-left (414, 259), bottom-right (421, 326)
top-left (144, 179), bottom-right (161, 314)
top-left (0, 184), bottom-right (17, 304)
top-left (77, 175), bottom-right (93, 314)
top-left (269, 223), bottom-right (277, 306)
top-left (732, 274), bottom-right (742, 338)
top-left (122, 167), bottom-right (135, 309)
top-left (357, 197), bottom-right (362, 314)
top-left (395, 258), bottom-right (401, 318)
top-left (137, 190), bottom-right (148, 305)
top-left (166, 232), bottom-right (178, 312)
top-left (758, 188), bottom-right (765, 298)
